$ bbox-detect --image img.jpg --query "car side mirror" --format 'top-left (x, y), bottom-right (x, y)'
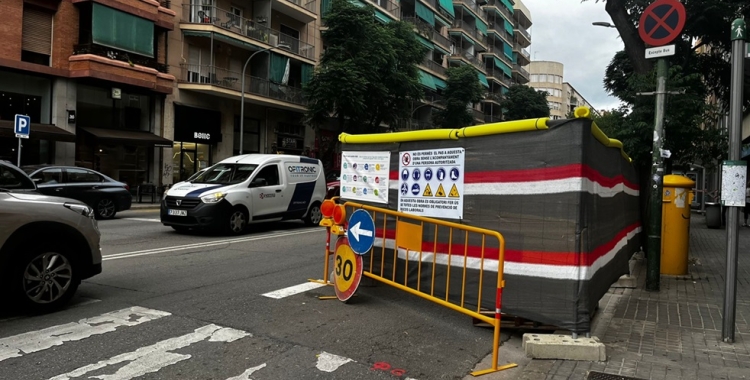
top-left (249, 178), bottom-right (267, 188)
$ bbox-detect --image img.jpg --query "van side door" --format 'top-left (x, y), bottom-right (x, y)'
top-left (248, 163), bottom-right (286, 220)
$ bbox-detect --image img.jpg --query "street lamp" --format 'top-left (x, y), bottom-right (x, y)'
top-left (592, 21), bottom-right (616, 28)
top-left (239, 42), bottom-right (291, 155)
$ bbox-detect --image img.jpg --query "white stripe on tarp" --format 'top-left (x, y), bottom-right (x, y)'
top-left (262, 282), bottom-right (328, 299)
top-left (0, 307), bottom-right (170, 362)
top-left (388, 177), bottom-right (639, 197)
top-left (371, 227), bottom-right (641, 281)
top-left (49, 324), bottom-right (250, 380)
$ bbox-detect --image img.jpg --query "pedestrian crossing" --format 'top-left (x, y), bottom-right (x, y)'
top-left (0, 305), bottom-right (415, 380)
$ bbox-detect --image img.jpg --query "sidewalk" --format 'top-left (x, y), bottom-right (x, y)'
top-left (517, 213), bottom-right (750, 380)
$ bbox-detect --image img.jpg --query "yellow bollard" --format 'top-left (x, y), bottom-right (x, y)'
top-left (660, 175), bottom-right (696, 275)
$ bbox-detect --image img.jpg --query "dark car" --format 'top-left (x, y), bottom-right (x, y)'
top-left (325, 171), bottom-right (340, 199)
top-left (23, 166), bottom-right (132, 219)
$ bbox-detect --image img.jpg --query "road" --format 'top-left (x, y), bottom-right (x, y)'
top-left (0, 209), bottom-right (521, 380)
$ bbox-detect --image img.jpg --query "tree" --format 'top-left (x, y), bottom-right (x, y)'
top-left (304, 0), bottom-right (428, 135)
top-left (499, 85), bottom-right (550, 121)
top-left (432, 65), bottom-right (485, 129)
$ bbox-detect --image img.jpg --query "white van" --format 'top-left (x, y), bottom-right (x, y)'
top-left (160, 154), bottom-right (325, 234)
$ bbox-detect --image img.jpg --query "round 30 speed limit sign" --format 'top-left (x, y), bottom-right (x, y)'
top-left (333, 237), bottom-right (363, 302)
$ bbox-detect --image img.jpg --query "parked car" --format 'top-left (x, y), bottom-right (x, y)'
top-left (23, 166), bottom-right (132, 219)
top-left (325, 172), bottom-right (340, 199)
top-left (0, 160), bottom-right (102, 312)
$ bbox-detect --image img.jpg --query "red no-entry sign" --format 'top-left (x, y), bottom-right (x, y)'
top-left (638, 0), bottom-right (686, 47)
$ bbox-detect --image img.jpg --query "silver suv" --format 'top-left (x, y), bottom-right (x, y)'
top-left (0, 160), bottom-right (102, 313)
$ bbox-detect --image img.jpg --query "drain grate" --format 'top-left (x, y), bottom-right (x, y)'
top-left (585, 371), bottom-right (646, 380)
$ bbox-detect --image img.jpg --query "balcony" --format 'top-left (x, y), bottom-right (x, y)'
top-left (481, 92), bottom-right (502, 104)
top-left (514, 26), bottom-right (531, 45)
top-left (367, 0), bottom-right (400, 19)
top-left (513, 64), bottom-right (529, 79)
top-left (450, 20), bottom-right (487, 47)
top-left (513, 44), bottom-right (530, 65)
top-left (422, 59), bottom-right (446, 76)
top-left (471, 108), bottom-right (484, 121)
top-left (70, 44), bottom-right (174, 94)
top-left (273, 0), bottom-right (317, 23)
top-left (178, 64), bottom-right (306, 109)
top-left (402, 17), bottom-right (452, 51)
top-left (449, 47), bottom-right (485, 71)
top-left (454, 0), bottom-right (485, 18)
top-left (484, 45), bottom-right (513, 66)
top-left (181, 5), bottom-right (315, 61)
top-left (487, 22), bottom-right (514, 45)
top-left (485, 67), bottom-right (511, 85)
top-left (484, 0), bottom-right (513, 22)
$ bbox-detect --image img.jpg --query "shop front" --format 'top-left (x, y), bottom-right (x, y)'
top-left (0, 70), bottom-right (74, 166)
top-left (173, 104), bottom-right (222, 183)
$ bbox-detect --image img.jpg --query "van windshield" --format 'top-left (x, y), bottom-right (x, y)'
top-left (191, 164), bottom-right (258, 185)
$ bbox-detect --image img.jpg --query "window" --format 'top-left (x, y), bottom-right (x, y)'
top-left (253, 165), bottom-right (280, 187)
top-left (229, 5), bottom-right (243, 26)
top-left (32, 168), bottom-right (62, 184)
top-left (92, 3), bottom-right (155, 58)
top-left (22, 5), bottom-right (52, 66)
top-left (0, 165), bottom-right (35, 190)
top-left (66, 168), bottom-right (103, 183)
top-left (234, 117), bottom-right (260, 155)
top-left (193, 164), bottom-right (257, 185)
top-left (0, 91), bottom-right (43, 123)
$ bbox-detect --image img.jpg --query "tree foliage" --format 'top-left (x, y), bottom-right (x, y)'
top-left (499, 85), bottom-right (550, 121)
top-left (432, 65), bottom-right (485, 129)
top-left (303, 0), bottom-right (428, 134)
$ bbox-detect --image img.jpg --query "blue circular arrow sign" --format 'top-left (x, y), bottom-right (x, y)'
top-left (347, 209), bottom-right (375, 255)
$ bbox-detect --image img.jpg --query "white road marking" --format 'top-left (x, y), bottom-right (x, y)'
top-left (120, 218), bottom-right (161, 223)
top-left (49, 324), bottom-right (250, 380)
top-left (0, 307), bottom-right (170, 362)
top-left (225, 363), bottom-right (267, 380)
top-left (103, 228), bottom-right (323, 261)
top-left (262, 282), bottom-right (328, 299)
top-left (315, 352), bottom-right (353, 373)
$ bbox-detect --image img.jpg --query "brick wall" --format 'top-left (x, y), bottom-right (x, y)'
top-left (52, 0), bottom-right (79, 70)
top-left (0, 0), bottom-right (24, 61)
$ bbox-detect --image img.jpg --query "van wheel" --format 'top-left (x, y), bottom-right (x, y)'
top-left (304, 202), bottom-right (322, 226)
top-left (12, 245), bottom-right (79, 313)
top-left (227, 208), bottom-right (248, 235)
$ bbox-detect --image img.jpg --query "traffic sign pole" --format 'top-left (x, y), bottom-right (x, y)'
top-left (646, 57), bottom-right (668, 292)
top-left (17, 138), bottom-right (21, 167)
top-left (722, 18), bottom-right (746, 344)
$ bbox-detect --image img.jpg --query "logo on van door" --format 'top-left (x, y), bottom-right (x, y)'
top-left (260, 193), bottom-right (276, 199)
top-left (287, 165), bottom-right (318, 179)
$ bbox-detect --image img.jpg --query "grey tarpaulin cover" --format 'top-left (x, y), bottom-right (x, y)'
top-left (340, 117), bottom-right (641, 333)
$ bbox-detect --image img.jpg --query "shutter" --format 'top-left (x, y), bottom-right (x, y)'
top-left (22, 7), bottom-right (53, 55)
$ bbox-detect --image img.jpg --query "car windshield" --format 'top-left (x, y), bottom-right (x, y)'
top-left (0, 164), bottom-right (36, 191)
top-left (191, 164), bottom-right (257, 185)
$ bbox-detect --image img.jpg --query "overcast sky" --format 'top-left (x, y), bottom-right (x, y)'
top-left (522, 0), bottom-right (624, 111)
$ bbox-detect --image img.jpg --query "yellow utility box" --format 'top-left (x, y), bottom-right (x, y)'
top-left (660, 175), bottom-right (695, 275)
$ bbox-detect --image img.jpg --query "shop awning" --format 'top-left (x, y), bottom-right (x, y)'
top-left (419, 70), bottom-right (437, 90)
top-left (0, 121), bottom-right (76, 142)
top-left (79, 127), bottom-right (172, 147)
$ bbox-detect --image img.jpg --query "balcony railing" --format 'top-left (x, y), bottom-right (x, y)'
top-left (515, 26), bottom-right (531, 41)
top-left (450, 20), bottom-right (487, 45)
top-left (181, 5), bottom-right (315, 60)
top-left (73, 44), bottom-right (168, 73)
top-left (455, 0), bottom-right (485, 17)
top-left (485, 67), bottom-right (511, 85)
top-left (513, 63), bottom-right (529, 78)
top-left (471, 108), bottom-right (484, 120)
top-left (484, 0), bottom-right (513, 21)
top-left (422, 59), bottom-right (446, 75)
top-left (485, 45), bottom-right (513, 66)
top-left (487, 22), bottom-right (514, 44)
top-left (179, 64), bottom-right (306, 106)
top-left (367, 0), bottom-right (399, 19)
top-left (283, 0), bottom-right (317, 13)
top-left (449, 47), bottom-right (484, 71)
top-left (403, 16), bottom-right (452, 49)
top-left (482, 92), bottom-right (502, 103)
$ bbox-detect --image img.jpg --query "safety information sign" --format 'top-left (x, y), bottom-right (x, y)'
top-left (398, 148), bottom-right (465, 219)
top-left (340, 151), bottom-right (390, 204)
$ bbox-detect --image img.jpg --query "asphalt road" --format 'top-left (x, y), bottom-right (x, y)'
top-left (0, 209), bottom-right (522, 380)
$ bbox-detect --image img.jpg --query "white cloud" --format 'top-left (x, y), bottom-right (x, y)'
top-left (522, 0), bottom-right (624, 111)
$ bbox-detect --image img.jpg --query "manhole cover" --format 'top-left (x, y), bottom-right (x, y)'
top-left (586, 371), bottom-right (646, 380)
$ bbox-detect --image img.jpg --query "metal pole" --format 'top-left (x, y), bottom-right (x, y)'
top-left (646, 57), bottom-right (668, 292)
top-left (240, 47), bottom-right (272, 155)
top-left (722, 18), bottom-right (746, 343)
top-left (17, 138), bottom-right (21, 167)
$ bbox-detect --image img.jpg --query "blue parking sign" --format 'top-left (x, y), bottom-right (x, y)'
top-left (14, 114), bottom-right (30, 138)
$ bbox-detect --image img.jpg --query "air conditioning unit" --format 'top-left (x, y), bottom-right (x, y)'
top-left (269, 34), bottom-right (279, 47)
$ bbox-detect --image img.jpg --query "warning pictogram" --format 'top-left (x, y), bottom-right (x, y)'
top-left (422, 183), bottom-right (433, 196)
top-left (435, 184), bottom-right (446, 197)
top-left (448, 184), bottom-right (460, 198)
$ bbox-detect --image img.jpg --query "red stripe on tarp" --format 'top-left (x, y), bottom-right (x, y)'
top-left (373, 222), bottom-right (641, 267)
top-left (388, 164), bottom-right (638, 191)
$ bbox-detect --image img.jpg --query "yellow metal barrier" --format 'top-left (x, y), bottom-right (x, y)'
top-left (315, 200), bottom-right (516, 376)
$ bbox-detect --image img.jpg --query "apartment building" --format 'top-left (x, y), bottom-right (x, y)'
top-left (0, 0), bottom-right (175, 189)
top-left (563, 82), bottom-right (598, 118)
top-left (528, 60), bottom-right (565, 119)
top-left (166, 0), bottom-right (320, 183)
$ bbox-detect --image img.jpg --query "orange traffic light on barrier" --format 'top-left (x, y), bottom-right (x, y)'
top-left (333, 205), bottom-right (346, 225)
top-left (319, 199), bottom-right (336, 227)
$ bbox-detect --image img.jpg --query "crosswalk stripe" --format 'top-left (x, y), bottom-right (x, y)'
top-left (49, 324), bottom-right (250, 380)
top-left (0, 307), bottom-right (170, 362)
top-left (261, 282), bottom-right (328, 299)
top-left (225, 363), bottom-right (267, 380)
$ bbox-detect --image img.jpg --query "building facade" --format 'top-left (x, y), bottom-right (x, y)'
top-left (0, 0), bottom-right (175, 190)
top-left (563, 82), bottom-right (598, 118)
top-left (528, 60), bottom-right (565, 119)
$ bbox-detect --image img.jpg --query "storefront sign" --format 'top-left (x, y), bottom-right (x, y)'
top-left (173, 104), bottom-right (222, 144)
top-left (67, 110), bottom-right (76, 124)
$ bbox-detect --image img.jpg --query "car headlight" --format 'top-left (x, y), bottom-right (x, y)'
top-left (201, 192), bottom-right (226, 203)
top-left (64, 203), bottom-right (94, 218)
